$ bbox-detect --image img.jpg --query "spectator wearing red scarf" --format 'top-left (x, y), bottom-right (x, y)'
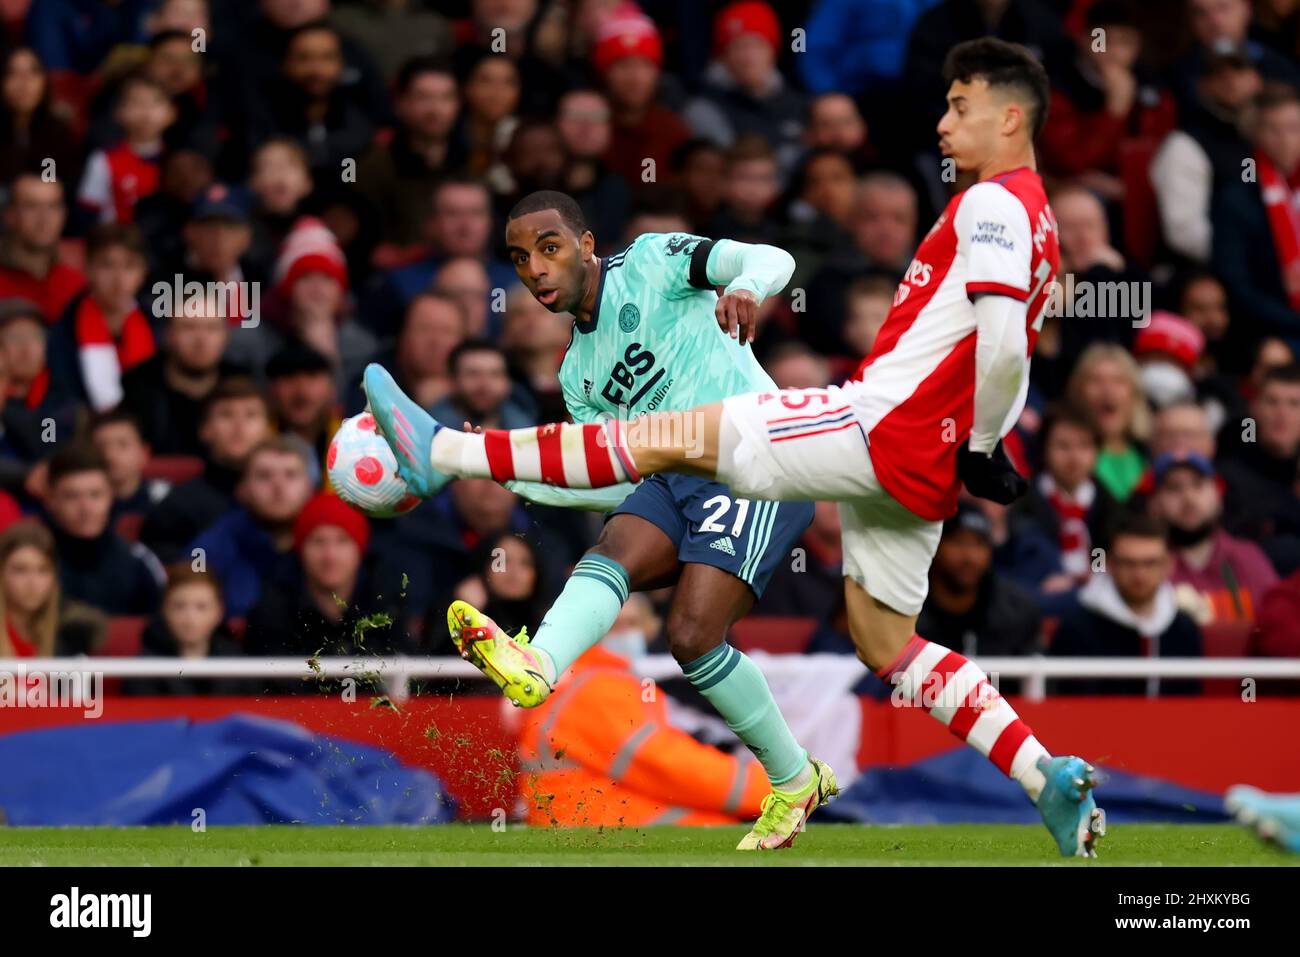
top-left (0, 174), bottom-right (85, 325)
top-left (1212, 84), bottom-right (1300, 342)
top-left (46, 223), bottom-right (157, 413)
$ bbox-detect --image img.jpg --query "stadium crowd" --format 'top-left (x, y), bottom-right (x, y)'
top-left (0, 0), bottom-right (1298, 695)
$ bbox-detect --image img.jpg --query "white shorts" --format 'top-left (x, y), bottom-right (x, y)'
top-left (719, 385), bottom-right (942, 615)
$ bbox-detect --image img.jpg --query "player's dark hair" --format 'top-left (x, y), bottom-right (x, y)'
top-left (507, 190), bottom-right (587, 237)
top-left (46, 443), bottom-right (110, 487)
top-left (942, 38), bottom-right (1051, 140)
top-left (448, 338), bottom-right (507, 374)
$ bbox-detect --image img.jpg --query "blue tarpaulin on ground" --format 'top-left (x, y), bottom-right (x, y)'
top-left (0, 714), bottom-right (456, 826)
top-left (822, 748), bottom-right (1229, 824)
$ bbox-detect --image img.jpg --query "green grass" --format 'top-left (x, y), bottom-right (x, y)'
top-left (0, 823), bottom-right (1294, 866)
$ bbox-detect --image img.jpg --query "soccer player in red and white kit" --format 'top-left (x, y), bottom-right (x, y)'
top-left (363, 38), bottom-right (1104, 856)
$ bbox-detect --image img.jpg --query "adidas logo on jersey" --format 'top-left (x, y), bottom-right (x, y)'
top-left (709, 536), bottom-right (736, 556)
top-left (583, 378), bottom-right (593, 398)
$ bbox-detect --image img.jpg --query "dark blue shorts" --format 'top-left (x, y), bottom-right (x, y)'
top-left (610, 474), bottom-right (813, 597)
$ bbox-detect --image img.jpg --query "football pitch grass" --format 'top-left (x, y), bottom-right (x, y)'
top-left (1, 823), bottom-right (1295, 866)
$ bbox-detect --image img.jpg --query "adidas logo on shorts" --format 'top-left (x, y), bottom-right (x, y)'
top-left (709, 536), bottom-right (737, 556)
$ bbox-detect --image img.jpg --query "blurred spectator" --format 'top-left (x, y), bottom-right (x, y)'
top-left (433, 256), bottom-right (494, 338)
top-left (0, 47), bottom-right (81, 188)
top-left (1151, 46), bottom-right (1260, 265)
top-left (140, 377), bottom-right (272, 562)
top-left (966, 495), bottom-right (1065, 600)
top-left (782, 148), bottom-right (858, 289)
top-left (1216, 363), bottom-right (1300, 566)
top-left (840, 275), bottom-right (893, 360)
top-left (804, 172), bottom-right (918, 354)
top-left (670, 138), bottom-right (727, 233)
top-left (330, 0), bottom-right (453, 81)
top-left (684, 2), bottom-right (806, 177)
top-left (267, 216), bottom-right (377, 387)
top-left (47, 223), bottom-right (154, 413)
top-left (1174, 0), bottom-right (1300, 113)
top-left (0, 298), bottom-right (78, 503)
top-left (189, 436), bottom-right (313, 618)
top-left (89, 409), bottom-right (170, 519)
top-left (502, 284), bottom-right (570, 423)
top-left (1049, 514), bottom-right (1203, 696)
top-left (1133, 311), bottom-right (1206, 409)
top-left (0, 174), bottom-right (85, 325)
top-left (1040, 1), bottom-right (1175, 188)
top-left (1180, 270), bottom-right (1252, 380)
top-left (43, 443), bottom-right (164, 616)
top-left (244, 19), bottom-right (377, 176)
top-left (802, 93), bottom-right (872, 160)
top-left (127, 565), bottom-right (247, 696)
top-left (918, 503), bottom-right (1041, 661)
top-left (77, 75), bottom-right (174, 225)
top-left (246, 137), bottom-right (315, 276)
top-left (121, 304), bottom-right (233, 456)
top-left (245, 491), bottom-right (401, 656)
top-left (555, 89), bottom-right (631, 247)
top-left (0, 520), bottom-right (61, 657)
top-left (265, 343), bottom-right (340, 480)
top-left (1213, 84), bottom-right (1300, 342)
top-left (497, 118), bottom-right (567, 215)
top-left (450, 531), bottom-right (547, 639)
top-left (1015, 404), bottom-right (1123, 589)
top-left (134, 148), bottom-right (217, 279)
top-left (1148, 450), bottom-right (1278, 625)
top-left (140, 29), bottom-right (220, 158)
top-left (800, 0), bottom-right (941, 97)
top-left (704, 135), bottom-right (782, 244)
top-left (766, 341), bottom-right (831, 389)
top-left (450, 0), bottom-right (567, 118)
top-left (432, 339), bottom-right (536, 431)
top-left (1152, 399), bottom-right (1217, 460)
top-left (1066, 342), bottom-right (1151, 502)
top-left (356, 56), bottom-right (463, 246)
top-left (458, 52), bottom-right (521, 180)
top-left (596, 7), bottom-right (690, 188)
top-left (172, 183), bottom-right (260, 324)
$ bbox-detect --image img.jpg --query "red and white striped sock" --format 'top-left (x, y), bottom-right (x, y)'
top-left (877, 634), bottom-right (1049, 800)
top-left (430, 419), bottom-right (640, 487)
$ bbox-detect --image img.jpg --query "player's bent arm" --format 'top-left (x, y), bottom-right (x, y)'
top-left (705, 238), bottom-right (796, 302)
top-left (969, 293), bottom-right (1030, 454)
top-left (502, 479), bottom-right (637, 512)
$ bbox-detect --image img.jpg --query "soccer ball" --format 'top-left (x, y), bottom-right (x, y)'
top-left (327, 413), bottom-right (422, 518)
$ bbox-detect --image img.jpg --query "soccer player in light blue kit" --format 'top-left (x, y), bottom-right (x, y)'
top-left (445, 190), bottom-right (835, 849)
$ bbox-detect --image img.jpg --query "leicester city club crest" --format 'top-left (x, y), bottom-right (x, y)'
top-left (618, 302), bottom-right (640, 333)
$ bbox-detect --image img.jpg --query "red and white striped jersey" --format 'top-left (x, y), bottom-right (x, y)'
top-left (849, 166), bottom-right (1059, 522)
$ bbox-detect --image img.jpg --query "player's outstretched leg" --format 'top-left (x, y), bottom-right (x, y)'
top-left (1226, 785), bottom-right (1300, 852)
top-left (363, 363), bottom-right (715, 493)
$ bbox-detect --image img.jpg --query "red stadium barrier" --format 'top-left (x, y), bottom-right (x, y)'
top-left (3, 694), bottom-right (1298, 818)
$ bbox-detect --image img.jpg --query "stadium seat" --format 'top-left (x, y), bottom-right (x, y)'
top-left (97, 616), bottom-right (148, 657)
top-left (1200, 621), bottom-right (1254, 696)
top-left (141, 455), bottom-right (204, 484)
top-left (730, 616), bottom-right (817, 655)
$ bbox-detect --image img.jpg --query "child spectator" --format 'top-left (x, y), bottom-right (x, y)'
top-left (42, 444), bottom-right (164, 616)
top-left (140, 377), bottom-right (272, 562)
top-left (89, 409), bottom-right (170, 519)
top-left (77, 74), bottom-right (175, 225)
top-left (127, 565), bottom-right (246, 696)
top-left (47, 223), bottom-right (154, 412)
top-left (0, 519), bottom-right (61, 657)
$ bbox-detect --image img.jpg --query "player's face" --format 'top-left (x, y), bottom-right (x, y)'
top-left (937, 78), bottom-right (1006, 172)
top-left (506, 209), bottom-right (595, 314)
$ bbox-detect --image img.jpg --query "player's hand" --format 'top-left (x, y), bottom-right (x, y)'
top-left (462, 421), bottom-right (483, 434)
top-left (956, 439), bottom-right (1028, 505)
top-left (716, 289), bottom-right (759, 345)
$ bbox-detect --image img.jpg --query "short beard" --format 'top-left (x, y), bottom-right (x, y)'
top-left (1167, 520), bottom-right (1215, 548)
